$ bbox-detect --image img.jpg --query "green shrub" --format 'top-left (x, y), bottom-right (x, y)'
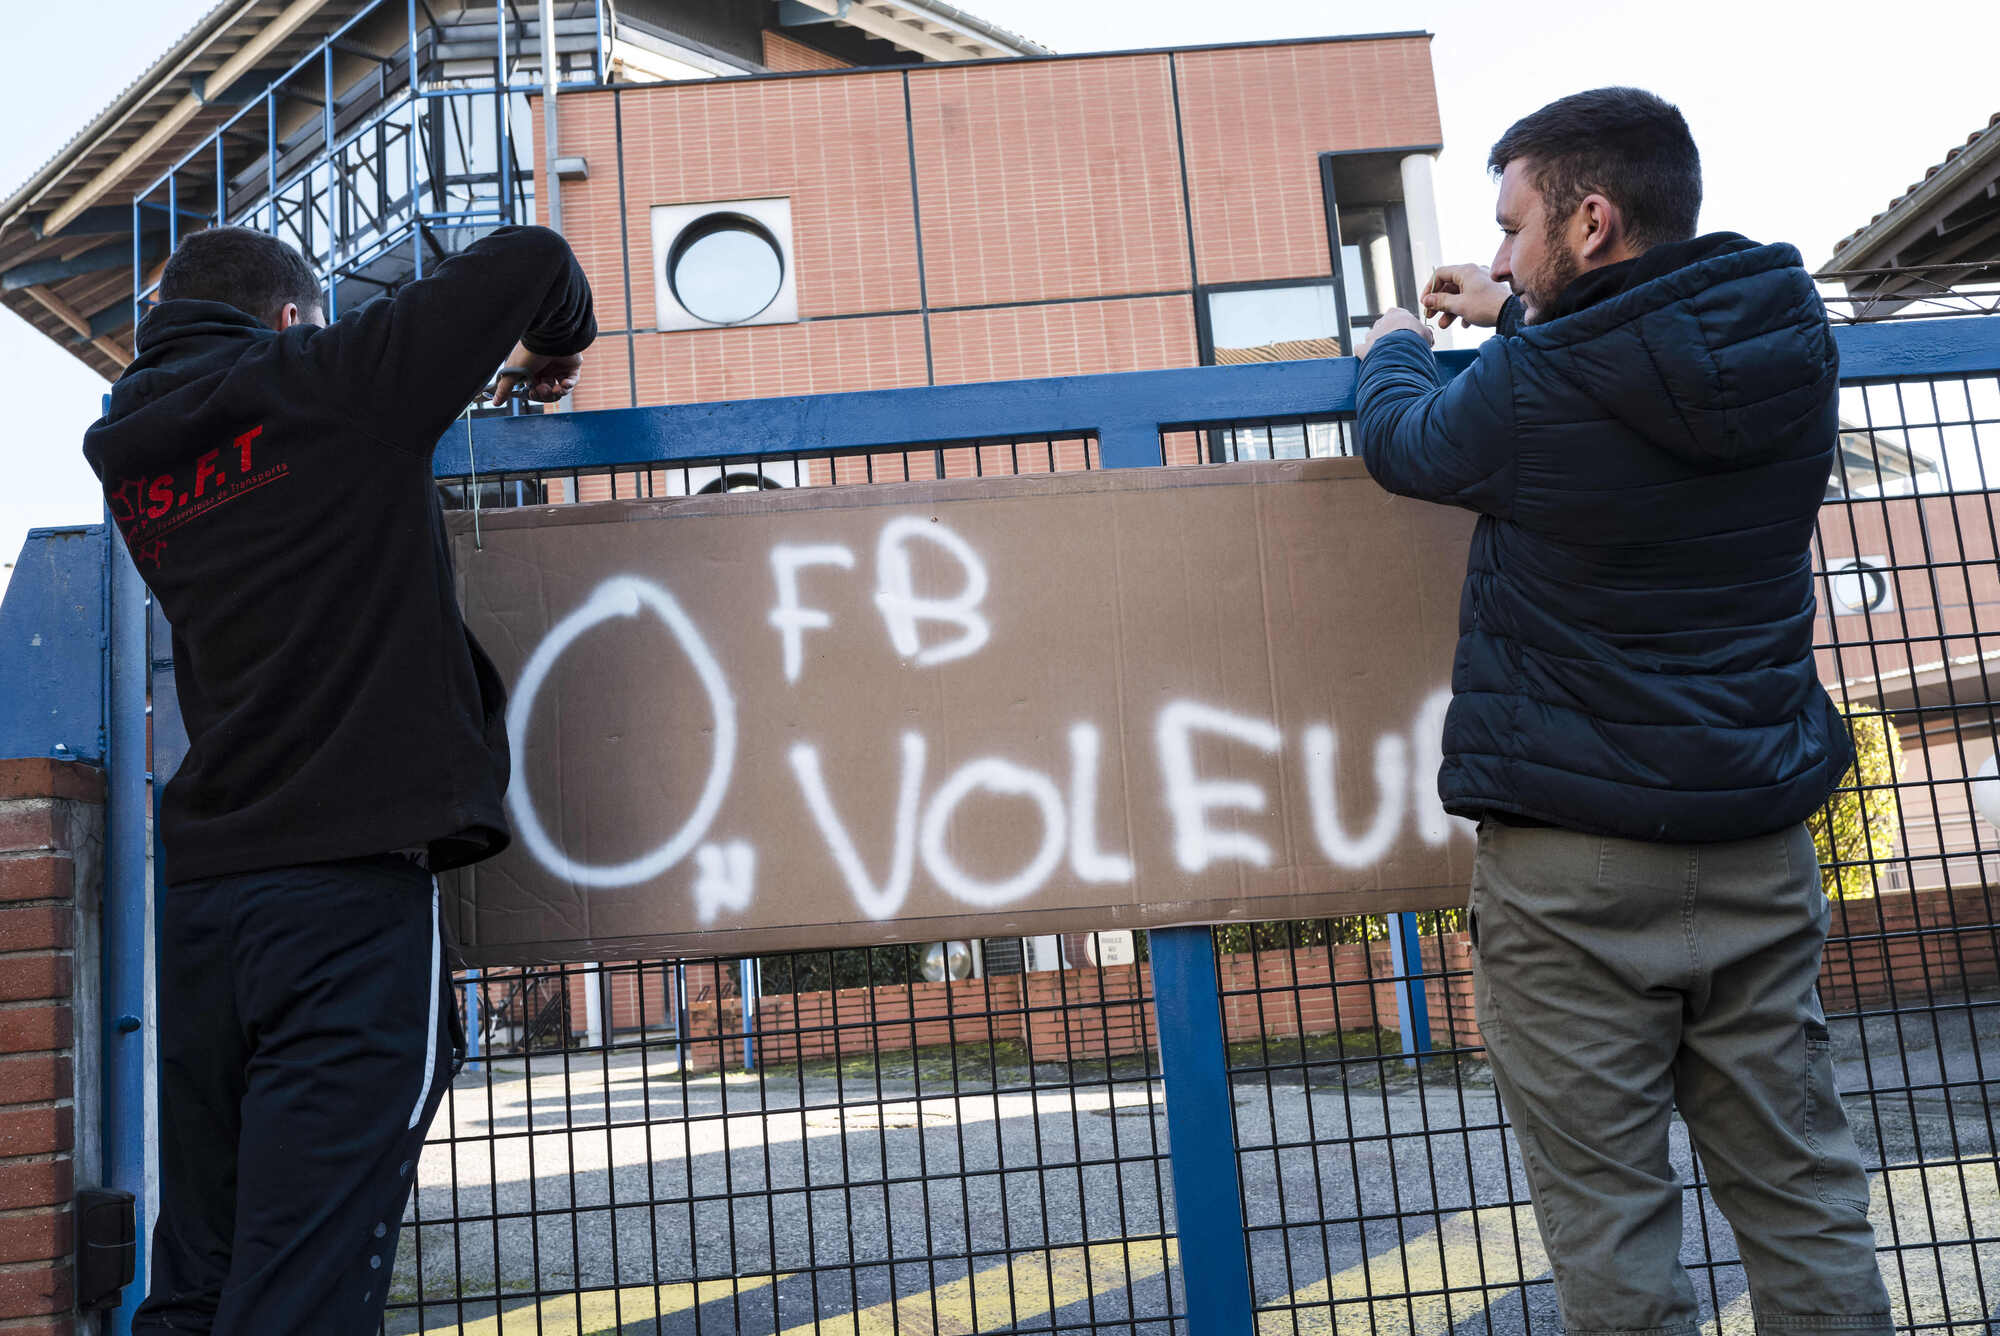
top-left (1808, 706), bottom-right (1904, 900)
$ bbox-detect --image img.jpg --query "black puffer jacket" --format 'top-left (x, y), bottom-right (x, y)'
top-left (1356, 234), bottom-right (1852, 844)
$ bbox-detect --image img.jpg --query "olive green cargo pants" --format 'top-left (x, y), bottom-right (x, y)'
top-left (1470, 820), bottom-right (1893, 1335)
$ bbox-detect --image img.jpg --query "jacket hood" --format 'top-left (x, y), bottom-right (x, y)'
top-left (86, 300), bottom-right (279, 475)
top-left (1518, 234), bottom-right (1839, 468)
top-left (119, 299), bottom-right (273, 407)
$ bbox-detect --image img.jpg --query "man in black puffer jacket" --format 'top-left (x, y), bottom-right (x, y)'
top-left (1357, 89), bottom-right (1890, 1332)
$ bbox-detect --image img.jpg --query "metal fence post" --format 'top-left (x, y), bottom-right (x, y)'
top-left (739, 957), bottom-right (758, 1072)
top-left (1387, 910), bottom-right (1432, 1060)
top-left (1098, 421), bottom-right (1163, 471)
top-left (1151, 925), bottom-right (1255, 1336)
top-left (1100, 407), bottom-right (1254, 1333)
top-left (104, 515), bottom-right (151, 1336)
top-left (463, 969), bottom-right (483, 1073)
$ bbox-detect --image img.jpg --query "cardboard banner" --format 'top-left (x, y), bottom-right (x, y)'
top-left (444, 459), bottom-right (1477, 965)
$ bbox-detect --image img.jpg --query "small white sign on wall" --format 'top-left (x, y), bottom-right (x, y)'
top-left (1089, 931), bottom-right (1137, 967)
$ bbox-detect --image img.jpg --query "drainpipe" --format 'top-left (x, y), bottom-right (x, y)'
top-left (538, 0), bottom-right (571, 424)
top-left (539, 0), bottom-right (562, 235)
top-left (103, 511), bottom-right (151, 1336)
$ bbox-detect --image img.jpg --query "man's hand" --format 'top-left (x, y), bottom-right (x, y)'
top-left (1421, 264), bottom-right (1511, 330)
top-left (1361, 308), bottom-right (1432, 358)
top-left (490, 342), bottom-right (583, 405)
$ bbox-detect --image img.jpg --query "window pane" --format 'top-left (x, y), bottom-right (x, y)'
top-left (673, 224), bottom-right (784, 324)
top-left (1207, 284), bottom-right (1341, 362)
top-left (1341, 243), bottom-right (1370, 322)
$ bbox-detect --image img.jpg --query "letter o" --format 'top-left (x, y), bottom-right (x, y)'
top-left (506, 576), bottom-right (737, 888)
top-left (919, 759), bottom-right (1067, 907)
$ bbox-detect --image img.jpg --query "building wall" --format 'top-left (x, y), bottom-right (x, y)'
top-left (1815, 491), bottom-right (2000, 693)
top-left (1814, 490), bottom-right (2000, 892)
top-left (534, 35), bottom-right (1441, 421)
top-left (762, 31), bottom-right (851, 73)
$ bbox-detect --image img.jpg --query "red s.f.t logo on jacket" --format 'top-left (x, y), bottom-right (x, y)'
top-left (110, 425), bottom-right (284, 567)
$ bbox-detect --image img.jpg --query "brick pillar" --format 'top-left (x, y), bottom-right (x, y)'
top-left (0, 760), bottom-right (105, 1336)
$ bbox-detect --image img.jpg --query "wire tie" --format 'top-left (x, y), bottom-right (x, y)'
top-left (464, 400), bottom-right (482, 551)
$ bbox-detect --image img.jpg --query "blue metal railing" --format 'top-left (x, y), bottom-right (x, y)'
top-left (429, 314), bottom-right (2000, 476)
top-left (1, 312), bottom-right (1996, 1334)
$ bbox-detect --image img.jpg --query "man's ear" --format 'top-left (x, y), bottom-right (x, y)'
top-left (272, 301), bottom-right (323, 331)
top-left (1575, 193), bottom-right (1630, 264)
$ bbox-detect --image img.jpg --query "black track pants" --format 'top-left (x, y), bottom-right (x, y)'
top-left (134, 855), bottom-right (462, 1335)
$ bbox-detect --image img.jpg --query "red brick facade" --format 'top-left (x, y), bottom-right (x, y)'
top-left (0, 760), bottom-right (100, 1336)
top-left (761, 31), bottom-right (852, 73)
top-left (533, 34), bottom-right (1443, 425)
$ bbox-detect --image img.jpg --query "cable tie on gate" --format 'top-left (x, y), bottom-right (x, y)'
top-left (461, 398), bottom-right (483, 551)
top-left (463, 368), bottom-right (538, 550)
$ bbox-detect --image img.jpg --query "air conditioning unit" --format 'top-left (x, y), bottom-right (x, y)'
top-left (1825, 556), bottom-right (1895, 615)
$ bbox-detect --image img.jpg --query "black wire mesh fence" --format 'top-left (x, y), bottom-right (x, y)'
top-left (402, 365), bottom-right (2000, 1334)
top-left (392, 947), bottom-right (1180, 1336)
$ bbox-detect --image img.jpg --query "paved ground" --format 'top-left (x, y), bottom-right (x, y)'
top-left (381, 999), bottom-right (2000, 1335)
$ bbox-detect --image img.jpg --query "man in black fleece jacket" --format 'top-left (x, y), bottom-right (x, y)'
top-left (82, 223), bottom-right (594, 1335)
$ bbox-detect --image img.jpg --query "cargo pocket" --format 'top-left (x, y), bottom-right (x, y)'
top-left (1804, 1021), bottom-right (1871, 1215)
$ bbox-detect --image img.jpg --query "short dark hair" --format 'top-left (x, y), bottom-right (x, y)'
top-left (158, 226), bottom-right (323, 329)
top-left (1487, 87), bottom-right (1702, 248)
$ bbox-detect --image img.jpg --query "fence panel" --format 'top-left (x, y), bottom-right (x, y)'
top-left (396, 317), bottom-right (2000, 1332)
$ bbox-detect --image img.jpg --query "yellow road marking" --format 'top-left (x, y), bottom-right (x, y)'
top-left (1254, 1204), bottom-right (1548, 1336)
top-left (771, 1239), bottom-right (1178, 1336)
top-left (418, 1158), bottom-right (2000, 1336)
top-left (1870, 1159), bottom-right (2000, 1335)
top-left (1700, 1160), bottom-right (2000, 1336)
top-left (437, 1272), bottom-right (784, 1336)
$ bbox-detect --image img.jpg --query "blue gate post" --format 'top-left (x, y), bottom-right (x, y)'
top-left (740, 957), bottom-right (757, 1073)
top-left (104, 516), bottom-right (152, 1336)
top-left (1150, 927), bottom-right (1256, 1336)
top-left (463, 969), bottom-right (483, 1072)
top-left (1100, 418), bottom-right (1256, 1334)
top-left (1386, 911), bottom-right (1433, 1061)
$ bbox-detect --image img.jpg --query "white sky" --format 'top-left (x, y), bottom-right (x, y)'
top-left (2, 0), bottom-right (1995, 591)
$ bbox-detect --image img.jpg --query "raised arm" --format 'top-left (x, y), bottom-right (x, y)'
top-left (1354, 329), bottom-right (1517, 517)
top-left (298, 224), bottom-right (596, 452)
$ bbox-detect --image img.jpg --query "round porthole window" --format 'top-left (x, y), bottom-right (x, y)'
top-left (668, 215), bottom-right (785, 325)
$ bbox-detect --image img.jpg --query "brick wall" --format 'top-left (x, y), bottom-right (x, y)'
top-left (1820, 883), bottom-right (2000, 1012)
top-left (748, 974), bottom-right (1021, 1068)
top-left (628, 883), bottom-right (1995, 1076)
top-left (639, 941), bottom-right (1482, 1075)
top-left (1174, 40), bottom-right (1442, 285)
top-left (1216, 936), bottom-right (1481, 1055)
top-left (0, 760), bottom-right (102, 1336)
top-left (762, 31), bottom-right (850, 73)
top-left (540, 34), bottom-right (1443, 422)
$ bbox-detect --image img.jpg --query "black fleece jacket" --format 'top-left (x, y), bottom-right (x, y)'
top-left (83, 225), bottom-right (595, 883)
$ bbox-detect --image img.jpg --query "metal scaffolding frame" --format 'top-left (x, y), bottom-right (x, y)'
top-left (130, 0), bottom-right (608, 327)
